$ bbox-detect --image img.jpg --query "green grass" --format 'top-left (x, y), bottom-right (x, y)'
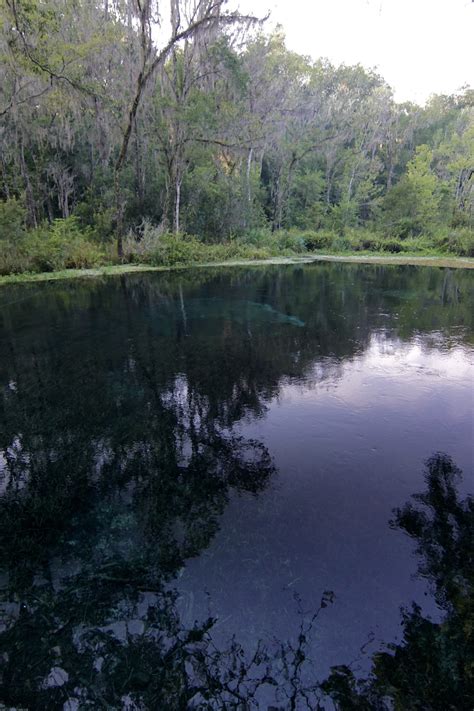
top-left (1, 252), bottom-right (473, 287)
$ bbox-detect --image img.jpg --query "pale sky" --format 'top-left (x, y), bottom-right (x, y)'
top-left (238, 0), bottom-right (473, 104)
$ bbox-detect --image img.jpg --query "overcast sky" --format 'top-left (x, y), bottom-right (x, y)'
top-left (237, 0), bottom-right (473, 104)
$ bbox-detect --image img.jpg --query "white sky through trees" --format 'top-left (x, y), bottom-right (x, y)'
top-left (238, 0), bottom-right (473, 103)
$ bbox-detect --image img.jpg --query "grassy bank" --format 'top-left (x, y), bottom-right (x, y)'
top-left (1, 253), bottom-right (473, 287)
top-left (1, 218), bottom-right (473, 285)
top-left (310, 252), bottom-right (474, 269)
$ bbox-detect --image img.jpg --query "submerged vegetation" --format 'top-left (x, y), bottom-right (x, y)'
top-left (0, 265), bottom-right (473, 707)
top-left (0, 0), bottom-right (473, 276)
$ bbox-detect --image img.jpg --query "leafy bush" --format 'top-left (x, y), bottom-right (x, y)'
top-left (377, 238), bottom-right (403, 253)
top-left (28, 218), bottom-right (103, 271)
top-left (301, 230), bottom-right (337, 251)
top-left (238, 227), bottom-right (274, 246)
top-left (0, 241), bottom-right (28, 275)
top-left (335, 230), bottom-right (438, 254)
top-left (0, 217), bottom-right (104, 275)
top-left (273, 230), bottom-right (307, 253)
top-left (343, 229), bottom-right (379, 252)
top-left (147, 233), bottom-right (207, 266)
top-left (0, 198), bottom-right (27, 242)
top-left (397, 237), bottom-right (435, 253)
top-left (330, 236), bottom-right (352, 251)
top-left (123, 222), bottom-right (272, 267)
top-left (437, 228), bottom-right (474, 258)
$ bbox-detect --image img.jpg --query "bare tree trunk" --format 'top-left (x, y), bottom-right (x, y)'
top-left (174, 176), bottom-right (181, 233)
top-left (246, 147), bottom-right (253, 203)
top-left (347, 165), bottom-right (357, 201)
top-left (134, 117), bottom-right (145, 210)
top-left (386, 156), bottom-right (394, 190)
top-left (114, 170), bottom-right (125, 258)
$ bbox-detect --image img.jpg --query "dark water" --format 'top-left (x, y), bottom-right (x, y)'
top-left (0, 263), bottom-right (473, 709)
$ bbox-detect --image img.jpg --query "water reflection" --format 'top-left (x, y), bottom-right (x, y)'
top-left (323, 453), bottom-right (474, 710)
top-left (0, 372), bottom-right (274, 706)
top-left (1, 453), bottom-right (471, 708)
top-left (0, 263), bottom-right (473, 707)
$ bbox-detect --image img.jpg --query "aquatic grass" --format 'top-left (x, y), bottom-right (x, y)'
top-left (1, 253), bottom-right (473, 287)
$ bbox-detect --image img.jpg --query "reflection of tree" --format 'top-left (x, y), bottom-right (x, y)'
top-left (2, 441), bottom-right (472, 709)
top-left (323, 453), bottom-right (474, 710)
top-left (1, 264), bottom-right (473, 708)
top-left (0, 397), bottom-right (274, 707)
top-left (0, 278), bottom-right (275, 706)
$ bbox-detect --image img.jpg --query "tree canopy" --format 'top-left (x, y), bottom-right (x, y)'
top-left (0, 0), bottom-right (472, 269)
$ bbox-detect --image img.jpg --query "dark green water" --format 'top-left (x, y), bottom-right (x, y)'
top-left (0, 263), bottom-right (473, 709)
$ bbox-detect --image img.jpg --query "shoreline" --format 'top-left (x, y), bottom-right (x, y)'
top-left (0, 253), bottom-right (473, 287)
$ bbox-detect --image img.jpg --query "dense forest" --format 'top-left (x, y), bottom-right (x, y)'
top-left (0, 0), bottom-right (473, 275)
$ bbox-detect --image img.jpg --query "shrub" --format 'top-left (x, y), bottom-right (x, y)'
top-left (0, 241), bottom-right (28, 275)
top-left (331, 236), bottom-right (352, 251)
top-left (0, 217), bottom-right (104, 275)
top-left (398, 237), bottom-right (434, 253)
top-left (27, 218), bottom-right (103, 271)
top-left (238, 227), bottom-right (274, 247)
top-left (437, 228), bottom-right (474, 257)
top-left (377, 238), bottom-right (403, 253)
top-left (344, 229), bottom-right (380, 252)
top-left (238, 228), bottom-right (310, 255)
top-left (273, 230), bottom-right (307, 253)
top-left (123, 222), bottom-right (273, 267)
top-left (0, 198), bottom-right (27, 242)
top-left (300, 230), bottom-right (336, 251)
top-left (122, 220), bottom-right (164, 262)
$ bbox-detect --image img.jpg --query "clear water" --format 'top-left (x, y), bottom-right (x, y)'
top-left (0, 263), bottom-right (473, 708)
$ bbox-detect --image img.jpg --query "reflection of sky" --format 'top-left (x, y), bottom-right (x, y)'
top-left (176, 334), bottom-right (473, 678)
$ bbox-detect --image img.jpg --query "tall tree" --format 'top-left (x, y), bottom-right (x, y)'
top-left (112, 0), bottom-right (258, 255)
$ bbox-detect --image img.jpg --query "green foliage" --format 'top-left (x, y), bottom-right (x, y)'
top-left (123, 223), bottom-right (272, 267)
top-left (329, 200), bottom-right (361, 232)
top-left (238, 228), bottom-right (311, 254)
top-left (0, 218), bottom-right (471, 277)
top-left (0, 8), bottom-right (473, 273)
top-left (381, 145), bottom-right (444, 237)
top-left (302, 230), bottom-right (340, 251)
top-left (435, 228), bottom-right (474, 257)
top-left (0, 198), bottom-right (27, 241)
top-left (286, 171), bottom-right (327, 229)
top-left (74, 202), bottom-right (115, 243)
top-left (0, 217), bottom-right (104, 275)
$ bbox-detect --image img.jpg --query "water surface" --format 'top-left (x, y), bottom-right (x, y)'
top-left (0, 263), bottom-right (473, 708)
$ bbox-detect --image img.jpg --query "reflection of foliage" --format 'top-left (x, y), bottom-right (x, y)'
top-left (0, 271), bottom-right (277, 707)
top-left (393, 453), bottom-right (472, 612)
top-left (1, 265), bottom-right (473, 708)
top-left (0, 431), bottom-right (274, 708)
top-left (0, 584), bottom-right (331, 708)
top-left (323, 453), bottom-right (474, 710)
top-left (2, 452), bottom-right (472, 708)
